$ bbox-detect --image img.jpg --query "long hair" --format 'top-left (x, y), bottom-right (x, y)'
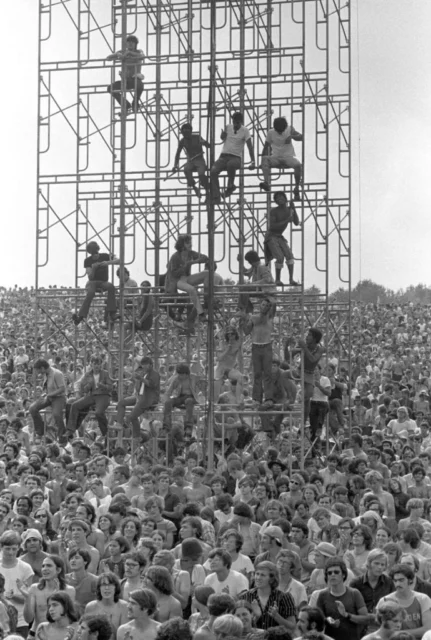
top-left (96, 572), bottom-right (122, 602)
top-left (146, 565), bottom-right (173, 595)
top-left (46, 591), bottom-right (78, 623)
top-left (121, 517), bottom-right (142, 546)
top-left (38, 555), bottom-right (67, 591)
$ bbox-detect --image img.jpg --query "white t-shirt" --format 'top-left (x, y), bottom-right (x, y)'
top-left (222, 125), bottom-right (251, 157)
top-left (204, 554), bottom-right (254, 576)
top-left (266, 126), bottom-right (298, 159)
top-left (204, 569), bottom-right (249, 597)
top-left (312, 376), bottom-right (331, 403)
top-left (0, 558), bottom-right (34, 627)
top-left (280, 577), bottom-right (307, 609)
top-left (379, 591), bottom-right (431, 631)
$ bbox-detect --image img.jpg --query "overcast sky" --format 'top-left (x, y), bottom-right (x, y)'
top-left (1, 0), bottom-right (430, 291)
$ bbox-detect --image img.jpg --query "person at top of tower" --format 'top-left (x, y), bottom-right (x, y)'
top-left (210, 111), bottom-right (255, 202)
top-left (172, 123), bottom-right (210, 200)
top-left (260, 116), bottom-right (303, 201)
top-left (106, 34), bottom-right (145, 115)
top-left (164, 234), bottom-right (209, 325)
top-left (264, 191), bottom-right (301, 287)
top-left (72, 242), bottom-right (119, 328)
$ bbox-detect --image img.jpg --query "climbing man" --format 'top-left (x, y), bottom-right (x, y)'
top-left (211, 111), bottom-right (255, 202)
top-left (260, 116), bottom-right (303, 201)
top-left (172, 123), bottom-right (210, 199)
top-left (107, 34), bottom-right (144, 114)
top-left (264, 191), bottom-right (301, 286)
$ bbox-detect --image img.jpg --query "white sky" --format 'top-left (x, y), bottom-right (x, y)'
top-left (1, 0), bottom-right (431, 291)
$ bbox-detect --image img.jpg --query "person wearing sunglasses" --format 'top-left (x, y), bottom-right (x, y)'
top-left (315, 558), bottom-right (369, 640)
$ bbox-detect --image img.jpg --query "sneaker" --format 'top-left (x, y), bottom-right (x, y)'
top-left (289, 280), bottom-right (301, 286)
top-left (223, 185), bottom-right (237, 199)
top-left (275, 280), bottom-right (285, 287)
top-left (260, 399), bottom-right (274, 411)
top-left (293, 187), bottom-right (300, 202)
top-left (72, 313), bottom-right (83, 326)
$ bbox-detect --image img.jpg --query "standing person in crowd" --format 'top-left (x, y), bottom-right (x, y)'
top-left (211, 111), bottom-right (255, 202)
top-left (30, 359), bottom-right (66, 440)
top-left (259, 116), bottom-right (303, 201)
top-left (0, 531), bottom-right (34, 637)
top-left (378, 563), bottom-right (431, 637)
top-left (315, 558), bottom-right (369, 640)
top-left (242, 561), bottom-right (296, 631)
top-left (72, 242), bottom-right (119, 327)
top-left (84, 572), bottom-right (128, 635)
top-left (117, 588), bottom-right (160, 640)
top-left (34, 591), bottom-right (78, 640)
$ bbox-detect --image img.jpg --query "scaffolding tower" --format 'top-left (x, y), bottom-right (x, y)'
top-left (36, 0), bottom-right (352, 463)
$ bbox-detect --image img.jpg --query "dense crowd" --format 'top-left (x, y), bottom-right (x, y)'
top-left (1, 287), bottom-right (431, 640)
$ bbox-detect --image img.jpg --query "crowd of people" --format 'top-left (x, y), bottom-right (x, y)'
top-left (1, 287), bottom-right (431, 640)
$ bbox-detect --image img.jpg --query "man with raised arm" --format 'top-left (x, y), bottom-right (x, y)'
top-left (210, 111), bottom-right (255, 202)
top-left (264, 191), bottom-right (301, 286)
top-left (172, 123), bottom-right (210, 199)
top-left (240, 297), bottom-right (275, 410)
top-left (72, 241), bottom-right (119, 327)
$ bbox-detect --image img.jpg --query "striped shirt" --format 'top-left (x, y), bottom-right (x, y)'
top-left (243, 588), bottom-right (296, 629)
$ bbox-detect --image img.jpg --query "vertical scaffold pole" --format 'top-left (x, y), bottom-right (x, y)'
top-left (206, 0), bottom-right (218, 471)
top-left (118, 0), bottom-right (128, 402)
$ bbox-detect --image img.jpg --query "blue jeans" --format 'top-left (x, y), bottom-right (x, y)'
top-left (251, 343), bottom-right (273, 403)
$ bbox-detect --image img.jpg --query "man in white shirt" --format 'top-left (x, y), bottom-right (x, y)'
top-left (260, 116), bottom-right (303, 201)
top-left (309, 366), bottom-right (331, 441)
top-left (0, 530), bottom-right (34, 635)
top-left (387, 406), bottom-right (417, 438)
top-left (210, 111), bottom-right (255, 202)
top-left (204, 548), bottom-right (249, 598)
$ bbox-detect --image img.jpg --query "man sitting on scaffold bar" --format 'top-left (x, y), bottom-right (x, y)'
top-left (106, 34), bottom-right (145, 115)
top-left (72, 241), bottom-right (119, 328)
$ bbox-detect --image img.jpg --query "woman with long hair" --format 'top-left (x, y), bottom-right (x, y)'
top-left (24, 555), bottom-right (76, 632)
top-left (388, 478), bottom-right (409, 521)
top-left (97, 514), bottom-right (117, 557)
top-left (35, 591), bottom-right (78, 640)
top-left (34, 509), bottom-right (57, 543)
top-left (343, 524), bottom-right (373, 577)
top-left (84, 572), bottom-right (128, 635)
top-left (143, 565), bottom-right (182, 622)
top-left (121, 516), bottom-right (142, 551)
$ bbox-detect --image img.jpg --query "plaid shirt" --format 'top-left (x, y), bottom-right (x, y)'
top-left (243, 588), bottom-right (296, 629)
